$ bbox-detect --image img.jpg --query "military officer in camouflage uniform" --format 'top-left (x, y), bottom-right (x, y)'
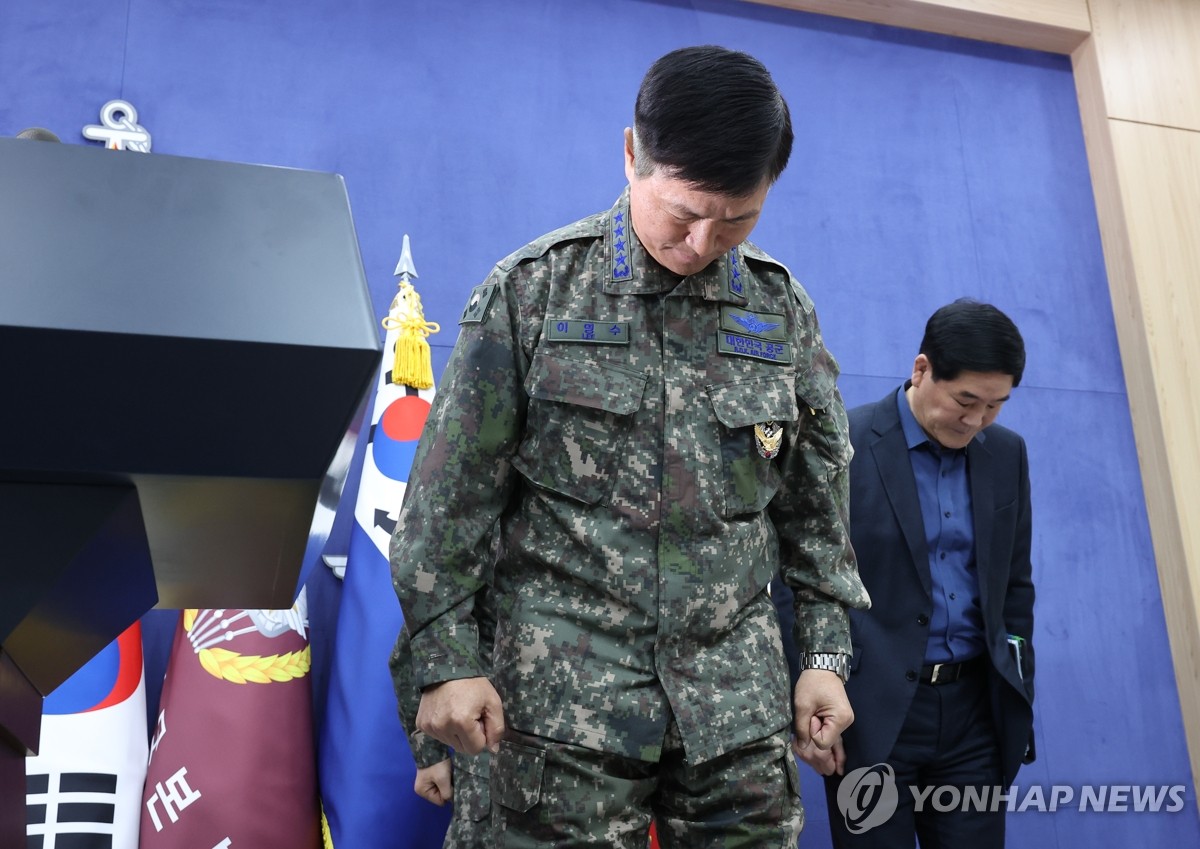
top-left (390, 45), bottom-right (870, 847)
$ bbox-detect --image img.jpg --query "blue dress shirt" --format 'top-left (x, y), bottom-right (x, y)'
top-left (896, 386), bottom-right (986, 664)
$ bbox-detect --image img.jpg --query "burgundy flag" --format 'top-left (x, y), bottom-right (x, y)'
top-left (139, 591), bottom-right (321, 848)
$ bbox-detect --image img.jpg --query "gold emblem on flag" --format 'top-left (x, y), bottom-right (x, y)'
top-left (183, 592), bottom-right (312, 684)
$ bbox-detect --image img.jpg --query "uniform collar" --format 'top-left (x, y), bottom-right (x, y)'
top-left (604, 188), bottom-right (749, 305)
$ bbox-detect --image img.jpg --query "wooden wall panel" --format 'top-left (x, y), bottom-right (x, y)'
top-left (1080, 0), bottom-right (1200, 801)
top-left (1075, 28), bottom-right (1200, 790)
top-left (1089, 0), bottom-right (1200, 131)
top-left (1110, 112), bottom-right (1200, 665)
top-left (744, 0), bottom-right (1091, 52)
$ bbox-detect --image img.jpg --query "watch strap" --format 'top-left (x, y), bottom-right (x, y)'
top-left (801, 651), bottom-right (850, 683)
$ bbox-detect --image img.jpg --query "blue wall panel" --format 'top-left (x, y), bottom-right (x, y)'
top-left (3, 0), bottom-right (1196, 845)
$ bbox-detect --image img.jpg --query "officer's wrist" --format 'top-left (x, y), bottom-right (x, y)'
top-left (800, 651), bottom-right (850, 683)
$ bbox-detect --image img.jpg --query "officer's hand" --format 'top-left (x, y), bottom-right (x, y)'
top-left (795, 736), bottom-right (845, 776)
top-left (416, 677), bottom-right (506, 755)
top-left (413, 759), bottom-right (453, 805)
top-left (792, 669), bottom-right (853, 765)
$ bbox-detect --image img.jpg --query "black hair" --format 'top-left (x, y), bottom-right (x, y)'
top-left (920, 299), bottom-right (1026, 387)
top-left (16, 127), bottom-right (61, 142)
top-left (633, 45), bottom-right (793, 196)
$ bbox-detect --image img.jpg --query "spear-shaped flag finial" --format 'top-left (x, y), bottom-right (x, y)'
top-left (382, 235), bottom-right (439, 389)
top-left (393, 233), bottom-right (419, 282)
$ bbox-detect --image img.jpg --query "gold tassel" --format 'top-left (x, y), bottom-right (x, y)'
top-left (381, 278), bottom-right (440, 389)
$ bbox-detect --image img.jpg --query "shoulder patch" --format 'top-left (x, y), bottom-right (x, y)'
top-left (459, 283), bottom-right (498, 324)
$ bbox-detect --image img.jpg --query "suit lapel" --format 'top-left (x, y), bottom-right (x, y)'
top-left (869, 398), bottom-right (933, 596)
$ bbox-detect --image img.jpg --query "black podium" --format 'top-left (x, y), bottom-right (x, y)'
top-left (0, 136), bottom-right (380, 842)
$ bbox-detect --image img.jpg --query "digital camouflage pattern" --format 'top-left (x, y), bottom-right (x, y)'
top-left (390, 627), bottom-right (452, 771)
top-left (390, 188), bottom-right (870, 767)
top-left (491, 726), bottom-right (802, 848)
top-left (390, 584), bottom-right (496, 848)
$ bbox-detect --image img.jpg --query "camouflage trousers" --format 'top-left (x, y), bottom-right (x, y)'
top-left (446, 752), bottom-right (493, 849)
top-left (491, 720), bottom-right (803, 848)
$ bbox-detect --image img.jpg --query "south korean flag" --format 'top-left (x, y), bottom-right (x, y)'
top-left (26, 624), bottom-right (147, 849)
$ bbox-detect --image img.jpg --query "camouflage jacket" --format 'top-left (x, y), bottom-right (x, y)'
top-left (390, 189), bottom-right (869, 765)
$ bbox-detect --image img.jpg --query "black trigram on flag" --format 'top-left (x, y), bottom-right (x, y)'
top-left (26, 771), bottom-right (118, 849)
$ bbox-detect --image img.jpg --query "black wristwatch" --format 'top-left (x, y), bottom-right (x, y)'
top-left (801, 651), bottom-right (850, 683)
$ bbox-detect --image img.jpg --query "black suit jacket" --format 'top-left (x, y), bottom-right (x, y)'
top-left (777, 388), bottom-right (1035, 786)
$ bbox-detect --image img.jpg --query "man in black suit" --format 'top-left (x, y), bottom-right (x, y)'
top-left (777, 299), bottom-right (1034, 847)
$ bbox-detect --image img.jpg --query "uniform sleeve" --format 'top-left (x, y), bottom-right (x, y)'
top-left (769, 305), bottom-right (871, 658)
top-left (389, 270), bottom-right (526, 690)
top-left (388, 626), bottom-right (450, 769)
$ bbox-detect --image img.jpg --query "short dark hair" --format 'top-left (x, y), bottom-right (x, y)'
top-left (920, 299), bottom-right (1026, 387)
top-left (633, 45), bottom-right (793, 196)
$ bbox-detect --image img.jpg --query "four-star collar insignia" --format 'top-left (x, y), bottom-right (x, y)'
top-left (610, 210), bottom-right (747, 302)
top-left (727, 248), bottom-right (744, 297)
top-left (612, 209), bottom-right (632, 281)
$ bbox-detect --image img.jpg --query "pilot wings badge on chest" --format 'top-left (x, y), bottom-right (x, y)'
top-left (731, 312), bottom-right (781, 335)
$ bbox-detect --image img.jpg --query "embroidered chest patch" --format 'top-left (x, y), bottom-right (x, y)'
top-left (719, 306), bottom-right (788, 341)
top-left (544, 318), bottom-right (630, 344)
top-left (717, 333), bottom-right (793, 363)
top-left (716, 305), bottom-right (792, 362)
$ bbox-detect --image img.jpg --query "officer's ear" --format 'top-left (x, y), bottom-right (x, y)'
top-left (623, 127), bottom-right (638, 183)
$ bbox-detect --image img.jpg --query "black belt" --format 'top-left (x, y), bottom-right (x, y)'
top-left (920, 655), bottom-right (986, 685)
